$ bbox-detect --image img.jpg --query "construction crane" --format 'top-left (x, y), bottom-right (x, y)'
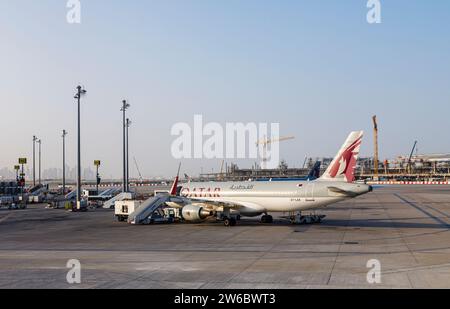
top-left (218, 159), bottom-right (225, 181)
top-left (407, 141), bottom-right (418, 174)
top-left (133, 157), bottom-right (143, 183)
top-left (372, 116), bottom-right (379, 180)
top-left (302, 156), bottom-right (308, 169)
top-left (256, 136), bottom-right (295, 170)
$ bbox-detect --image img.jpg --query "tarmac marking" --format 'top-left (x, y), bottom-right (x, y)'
top-left (410, 195), bottom-right (450, 219)
top-left (0, 213), bottom-right (14, 224)
top-left (394, 194), bottom-right (449, 229)
top-left (382, 262), bottom-right (450, 275)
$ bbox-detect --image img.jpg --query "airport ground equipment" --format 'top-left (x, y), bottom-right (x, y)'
top-left (127, 194), bottom-right (171, 224)
top-left (82, 189), bottom-right (99, 198)
top-left (89, 188), bottom-right (119, 206)
top-left (145, 208), bottom-right (176, 224)
top-left (288, 212), bottom-right (326, 225)
top-left (115, 200), bottom-right (142, 222)
top-left (28, 195), bottom-right (44, 204)
top-left (27, 184), bottom-right (48, 204)
top-left (99, 188), bottom-right (118, 197)
top-left (103, 192), bottom-right (135, 209)
top-left (65, 190), bottom-right (77, 200)
top-left (0, 181), bottom-right (24, 209)
top-left (0, 196), bottom-right (23, 209)
top-left (164, 208), bottom-right (181, 222)
top-left (2, 174), bottom-right (32, 206)
top-left (50, 197), bottom-right (72, 209)
top-left (0, 182), bottom-right (21, 196)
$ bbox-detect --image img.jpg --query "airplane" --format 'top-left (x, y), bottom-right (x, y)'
top-left (255, 161), bottom-right (322, 182)
top-left (165, 131), bottom-right (373, 227)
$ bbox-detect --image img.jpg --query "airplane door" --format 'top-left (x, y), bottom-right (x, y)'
top-left (305, 183), bottom-right (315, 202)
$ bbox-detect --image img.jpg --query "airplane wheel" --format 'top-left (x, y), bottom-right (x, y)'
top-left (261, 215), bottom-right (273, 224)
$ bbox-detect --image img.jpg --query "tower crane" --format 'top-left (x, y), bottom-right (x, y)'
top-left (407, 141), bottom-right (418, 174)
top-left (133, 157), bottom-right (143, 183)
top-left (219, 160), bottom-right (225, 181)
top-left (256, 136), bottom-right (295, 170)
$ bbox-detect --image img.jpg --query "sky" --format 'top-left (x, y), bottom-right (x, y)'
top-left (0, 0), bottom-right (449, 179)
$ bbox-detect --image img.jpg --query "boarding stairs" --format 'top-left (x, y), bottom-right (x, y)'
top-left (102, 192), bottom-right (135, 209)
top-left (64, 190), bottom-right (77, 200)
top-left (29, 184), bottom-right (47, 196)
top-left (128, 194), bottom-right (170, 225)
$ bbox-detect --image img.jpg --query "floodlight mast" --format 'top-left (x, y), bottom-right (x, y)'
top-left (121, 100), bottom-right (130, 192)
top-left (74, 85), bottom-right (87, 209)
top-left (62, 130), bottom-right (68, 195)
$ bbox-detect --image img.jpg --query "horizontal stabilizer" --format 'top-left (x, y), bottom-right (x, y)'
top-left (327, 186), bottom-right (358, 197)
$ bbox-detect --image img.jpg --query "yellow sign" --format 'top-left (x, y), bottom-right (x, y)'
top-left (94, 160), bottom-right (101, 166)
top-left (19, 158), bottom-right (27, 164)
top-left (14, 165), bottom-right (20, 170)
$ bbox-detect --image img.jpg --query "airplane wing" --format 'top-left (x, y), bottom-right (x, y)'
top-left (166, 195), bottom-right (262, 213)
top-left (192, 200), bottom-right (246, 209)
top-left (182, 197), bottom-right (246, 209)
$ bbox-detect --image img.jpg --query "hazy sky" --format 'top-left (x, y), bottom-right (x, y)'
top-left (1, 0), bottom-right (449, 178)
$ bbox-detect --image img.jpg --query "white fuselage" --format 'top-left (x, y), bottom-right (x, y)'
top-left (179, 180), bottom-right (372, 217)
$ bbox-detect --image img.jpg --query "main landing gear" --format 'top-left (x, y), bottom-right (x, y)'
top-left (223, 217), bottom-right (237, 227)
top-left (261, 214), bottom-right (273, 224)
top-left (290, 212), bottom-right (325, 225)
top-left (220, 209), bottom-right (239, 227)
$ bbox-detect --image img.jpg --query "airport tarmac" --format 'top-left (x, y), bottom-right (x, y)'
top-left (0, 186), bottom-right (449, 289)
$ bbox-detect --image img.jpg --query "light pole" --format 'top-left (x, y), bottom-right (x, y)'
top-left (33, 136), bottom-right (37, 186)
top-left (126, 118), bottom-right (131, 192)
top-left (37, 139), bottom-right (42, 185)
top-left (120, 100), bottom-right (130, 193)
top-left (94, 160), bottom-right (101, 193)
top-left (18, 158), bottom-right (27, 207)
top-left (62, 130), bottom-right (67, 195)
top-left (74, 86), bottom-right (87, 209)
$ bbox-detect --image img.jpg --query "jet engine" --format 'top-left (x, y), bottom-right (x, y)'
top-left (182, 205), bottom-right (214, 222)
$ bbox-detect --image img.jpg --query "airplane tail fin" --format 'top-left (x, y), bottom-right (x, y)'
top-left (169, 175), bottom-right (179, 195)
top-left (170, 162), bottom-right (182, 195)
top-left (307, 161), bottom-right (322, 180)
top-left (320, 131), bottom-right (363, 183)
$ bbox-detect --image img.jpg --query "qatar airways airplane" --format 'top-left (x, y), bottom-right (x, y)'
top-left (163, 131), bottom-right (372, 226)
